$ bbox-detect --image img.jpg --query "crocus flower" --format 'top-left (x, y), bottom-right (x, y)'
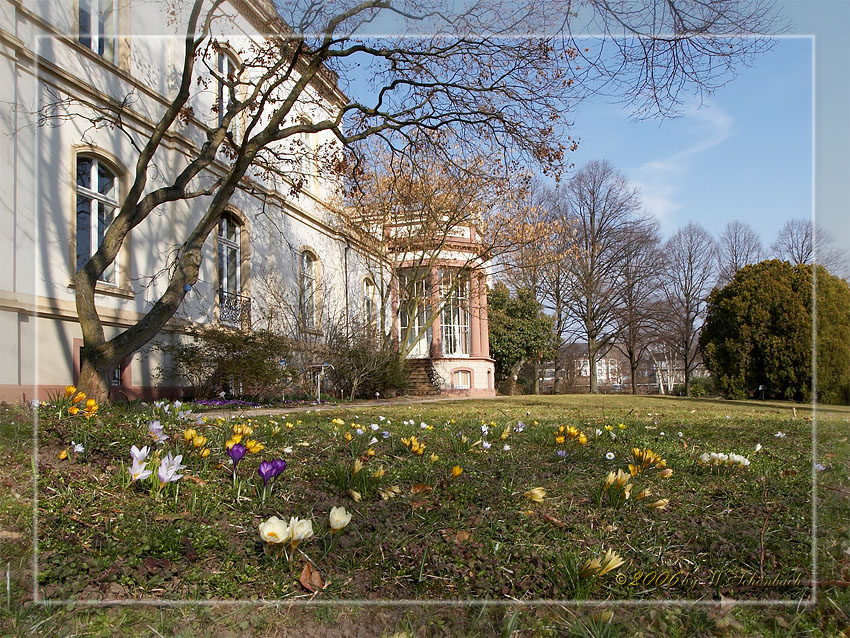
top-left (183, 428), bottom-right (197, 442)
top-left (58, 449), bottom-right (68, 460)
top-left (288, 517), bottom-right (313, 549)
top-left (271, 459), bottom-right (287, 476)
top-left (597, 549), bottom-right (625, 576)
top-left (348, 489), bottom-right (362, 502)
top-left (148, 421), bottom-right (168, 443)
top-left (370, 424), bottom-right (379, 431)
top-left (524, 487), bottom-right (546, 503)
top-left (352, 459), bottom-right (363, 475)
top-left (130, 445), bottom-right (150, 463)
top-left (557, 450), bottom-right (566, 458)
top-left (64, 385), bottom-right (76, 398)
top-left (71, 441), bottom-right (84, 454)
top-left (192, 434), bottom-right (207, 448)
top-left (646, 498), bottom-right (669, 510)
top-left (481, 440), bottom-right (491, 450)
top-left (227, 443), bottom-right (247, 465)
top-left (382, 431), bottom-right (390, 439)
top-left (329, 506), bottom-right (352, 533)
top-left (658, 468), bottom-right (674, 478)
top-left (259, 516), bottom-right (289, 544)
top-left (451, 465), bottom-right (463, 478)
top-left (129, 458), bottom-right (152, 482)
top-left (72, 391), bottom-right (86, 404)
top-left (258, 461), bottom-right (276, 486)
top-left (754, 443), bottom-right (762, 453)
top-left (157, 452), bottom-right (186, 485)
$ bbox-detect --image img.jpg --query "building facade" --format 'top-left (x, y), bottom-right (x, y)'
top-left (0, 0), bottom-right (494, 402)
top-left (0, 0), bottom-right (377, 401)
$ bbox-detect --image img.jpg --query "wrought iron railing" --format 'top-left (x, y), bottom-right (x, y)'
top-left (219, 290), bottom-right (251, 328)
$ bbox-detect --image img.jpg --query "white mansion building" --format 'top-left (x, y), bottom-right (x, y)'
top-left (0, 0), bottom-right (495, 402)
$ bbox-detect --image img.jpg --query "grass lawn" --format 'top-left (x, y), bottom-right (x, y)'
top-left (1, 394), bottom-right (849, 636)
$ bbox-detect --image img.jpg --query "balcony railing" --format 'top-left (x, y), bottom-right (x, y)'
top-left (219, 289), bottom-right (251, 328)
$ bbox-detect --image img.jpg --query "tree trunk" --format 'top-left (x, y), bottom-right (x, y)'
top-left (78, 351), bottom-right (111, 403)
top-left (553, 362), bottom-right (562, 394)
top-left (588, 337), bottom-right (599, 394)
top-left (630, 361), bottom-right (639, 395)
top-left (507, 357), bottom-right (526, 395)
top-left (532, 360), bottom-right (540, 394)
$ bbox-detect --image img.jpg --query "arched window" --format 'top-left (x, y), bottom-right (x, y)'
top-left (363, 278), bottom-right (377, 327)
top-left (79, 0), bottom-right (117, 63)
top-left (300, 250), bottom-right (318, 329)
top-left (452, 369), bottom-right (471, 390)
top-left (76, 154), bottom-right (118, 283)
top-left (217, 212), bottom-right (246, 326)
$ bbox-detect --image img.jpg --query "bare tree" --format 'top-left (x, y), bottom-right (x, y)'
top-left (660, 222), bottom-right (717, 396)
top-left (771, 218), bottom-right (848, 277)
top-left (613, 219), bottom-right (663, 394)
top-left (716, 220), bottom-right (763, 285)
top-left (40, 0), bottom-right (782, 399)
top-left (560, 160), bottom-right (645, 394)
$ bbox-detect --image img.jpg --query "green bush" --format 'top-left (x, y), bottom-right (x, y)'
top-left (700, 260), bottom-right (850, 403)
top-left (157, 327), bottom-right (294, 399)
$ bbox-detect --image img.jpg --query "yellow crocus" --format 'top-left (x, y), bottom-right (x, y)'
top-left (352, 459), bottom-right (363, 475)
top-left (524, 487), bottom-right (546, 503)
top-left (72, 391), bottom-right (86, 404)
top-left (64, 385), bottom-right (76, 398)
top-left (372, 465), bottom-right (385, 479)
top-left (183, 428), bottom-right (197, 442)
top-left (69, 406), bottom-right (79, 416)
top-left (429, 453), bottom-right (439, 462)
top-left (199, 448), bottom-right (210, 458)
top-left (58, 449), bottom-right (68, 460)
top-left (192, 434), bottom-right (207, 448)
top-left (451, 465), bottom-right (463, 478)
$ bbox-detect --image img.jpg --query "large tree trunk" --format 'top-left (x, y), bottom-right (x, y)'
top-left (507, 357), bottom-right (526, 395)
top-left (78, 354), bottom-right (110, 403)
top-left (532, 360), bottom-right (540, 394)
top-left (588, 336), bottom-right (599, 394)
top-left (630, 360), bottom-right (639, 395)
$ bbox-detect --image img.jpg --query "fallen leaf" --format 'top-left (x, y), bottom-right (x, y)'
top-left (182, 474), bottom-right (207, 487)
top-left (782, 469), bottom-right (798, 477)
top-left (541, 514), bottom-right (566, 528)
top-left (441, 529), bottom-right (471, 544)
top-left (410, 484), bottom-right (432, 495)
top-left (0, 529), bottom-right (24, 541)
top-left (182, 536), bottom-right (198, 561)
top-left (299, 562), bottom-right (324, 592)
top-left (409, 500), bottom-right (437, 511)
top-left (155, 512), bottom-right (190, 521)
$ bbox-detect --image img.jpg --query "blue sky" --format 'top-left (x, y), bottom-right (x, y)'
top-left (565, 37), bottom-right (813, 245)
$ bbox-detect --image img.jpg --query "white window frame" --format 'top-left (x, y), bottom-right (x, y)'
top-left (398, 271), bottom-right (431, 357)
top-left (76, 155), bottom-right (118, 284)
top-left (453, 369), bottom-right (471, 390)
top-left (217, 51), bottom-right (239, 131)
top-left (78, 0), bottom-right (117, 63)
top-left (217, 214), bottom-right (241, 295)
top-left (300, 251), bottom-right (318, 330)
top-left (440, 270), bottom-right (470, 356)
top-left (363, 278), bottom-right (377, 327)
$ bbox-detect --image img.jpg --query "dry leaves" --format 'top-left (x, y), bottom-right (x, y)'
top-left (299, 562), bottom-right (324, 593)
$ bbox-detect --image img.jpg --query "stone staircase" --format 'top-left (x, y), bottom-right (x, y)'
top-left (405, 359), bottom-right (443, 395)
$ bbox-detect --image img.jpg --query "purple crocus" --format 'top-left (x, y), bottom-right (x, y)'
top-left (258, 461), bottom-right (276, 487)
top-left (271, 459), bottom-right (287, 477)
top-left (227, 442), bottom-right (247, 465)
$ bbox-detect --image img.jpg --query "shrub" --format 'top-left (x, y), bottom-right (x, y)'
top-left (157, 327), bottom-right (294, 400)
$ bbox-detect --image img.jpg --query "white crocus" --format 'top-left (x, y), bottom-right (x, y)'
top-left (288, 517), bottom-right (314, 548)
top-left (329, 506), bottom-right (352, 533)
top-left (259, 516), bottom-right (290, 544)
top-left (130, 445), bottom-right (150, 463)
top-left (128, 458), bottom-right (152, 482)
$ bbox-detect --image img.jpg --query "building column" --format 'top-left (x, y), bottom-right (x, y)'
top-left (478, 273), bottom-right (490, 358)
top-left (429, 266), bottom-right (442, 358)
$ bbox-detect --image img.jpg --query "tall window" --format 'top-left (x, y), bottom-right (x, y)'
top-left (441, 270), bottom-right (469, 355)
top-left (363, 278), bottom-right (377, 327)
top-left (298, 119), bottom-right (312, 187)
top-left (300, 251), bottom-right (318, 329)
top-left (79, 0), bottom-right (117, 63)
top-left (398, 270), bottom-right (431, 356)
top-left (76, 155), bottom-right (118, 283)
top-left (217, 214), bottom-right (240, 295)
top-left (217, 51), bottom-right (238, 129)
